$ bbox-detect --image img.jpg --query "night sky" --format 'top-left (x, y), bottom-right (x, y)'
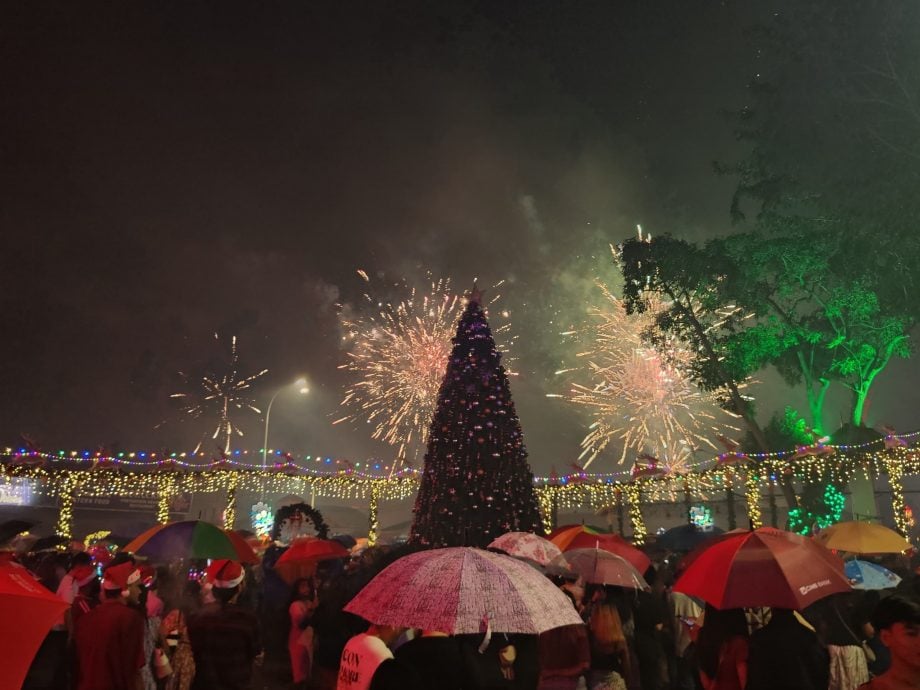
top-left (4, 2), bottom-right (917, 473)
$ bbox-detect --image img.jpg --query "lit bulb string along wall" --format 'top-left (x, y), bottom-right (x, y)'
top-left (3, 430), bottom-right (920, 541)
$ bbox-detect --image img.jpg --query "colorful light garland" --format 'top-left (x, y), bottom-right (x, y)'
top-left (5, 436), bottom-right (919, 542)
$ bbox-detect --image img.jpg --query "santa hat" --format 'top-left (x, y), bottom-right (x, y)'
top-left (139, 565), bottom-right (157, 587)
top-left (102, 562), bottom-right (141, 591)
top-left (70, 564), bottom-right (97, 588)
top-left (206, 559), bottom-right (244, 589)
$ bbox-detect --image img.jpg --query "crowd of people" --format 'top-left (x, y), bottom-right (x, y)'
top-left (16, 542), bottom-right (920, 690)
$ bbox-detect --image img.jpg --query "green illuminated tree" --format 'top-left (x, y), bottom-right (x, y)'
top-left (717, 227), bottom-right (912, 430)
top-left (714, 3), bottom-right (919, 429)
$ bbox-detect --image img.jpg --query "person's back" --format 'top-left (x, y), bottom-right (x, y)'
top-left (747, 609), bottom-right (829, 690)
top-left (187, 601), bottom-right (260, 690)
top-left (858, 595), bottom-right (920, 690)
top-left (72, 566), bottom-right (147, 690)
top-left (395, 633), bottom-right (466, 690)
top-left (336, 629), bottom-right (397, 690)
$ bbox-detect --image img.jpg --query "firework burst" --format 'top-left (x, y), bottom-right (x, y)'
top-left (550, 283), bottom-right (738, 473)
top-left (335, 272), bottom-right (513, 468)
top-left (167, 334), bottom-right (268, 453)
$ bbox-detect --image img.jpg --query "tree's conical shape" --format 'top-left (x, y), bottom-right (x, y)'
top-left (410, 291), bottom-right (543, 547)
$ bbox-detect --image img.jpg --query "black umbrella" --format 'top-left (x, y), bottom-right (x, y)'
top-left (330, 534), bottom-right (357, 549)
top-left (656, 524), bottom-right (724, 552)
top-left (31, 535), bottom-right (69, 552)
top-left (0, 520), bottom-right (35, 545)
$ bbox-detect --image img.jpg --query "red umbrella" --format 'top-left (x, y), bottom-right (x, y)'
top-left (558, 530), bottom-right (651, 574)
top-left (675, 529), bottom-right (747, 573)
top-left (1, 561), bottom-right (69, 690)
top-left (674, 527), bottom-right (851, 610)
top-left (275, 537), bottom-right (350, 584)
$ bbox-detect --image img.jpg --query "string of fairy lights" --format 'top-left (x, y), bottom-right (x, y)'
top-left (3, 433), bottom-right (920, 541)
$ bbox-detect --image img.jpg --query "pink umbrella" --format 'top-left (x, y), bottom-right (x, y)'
top-left (553, 548), bottom-right (649, 590)
top-left (488, 531), bottom-right (563, 566)
top-left (344, 547), bottom-right (583, 634)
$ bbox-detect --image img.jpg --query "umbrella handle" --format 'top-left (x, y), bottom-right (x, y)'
top-left (477, 614), bottom-right (492, 654)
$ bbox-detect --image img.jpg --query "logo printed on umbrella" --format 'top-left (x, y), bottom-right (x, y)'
top-left (799, 579), bottom-right (832, 596)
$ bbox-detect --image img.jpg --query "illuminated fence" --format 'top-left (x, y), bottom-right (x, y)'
top-left (2, 437), bottom-right (919, 542)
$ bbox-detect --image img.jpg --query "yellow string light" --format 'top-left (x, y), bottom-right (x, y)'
top-left (624, 483), bottom-right (647, 545)
top-left (5, 445), bottom-right (919, 543)
top-left (887, 457), bottom-right (910, 537)
top-left (745, 471), bottom-right (762, 529)
top-left (367, 486), bottom-right (380, 547)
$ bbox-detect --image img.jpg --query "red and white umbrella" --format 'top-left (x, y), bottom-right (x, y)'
top-left (344, 547), bottom-right (583, 634)
top-left (488, 531), bottom-right (563, 566)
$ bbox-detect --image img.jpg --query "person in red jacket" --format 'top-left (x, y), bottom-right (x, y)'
top-left (73, 562), bottom-right (147, 690)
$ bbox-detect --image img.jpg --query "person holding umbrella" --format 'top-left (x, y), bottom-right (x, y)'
top-left (746, 609), bottom-right (829, 690)
top-left (695, 605), bottom-right (748, 690)
top-left (289, 576), bottom-right (319, 689)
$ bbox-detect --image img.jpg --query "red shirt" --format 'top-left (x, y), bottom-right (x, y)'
top-left (73, 599), bottom-right (146, 690)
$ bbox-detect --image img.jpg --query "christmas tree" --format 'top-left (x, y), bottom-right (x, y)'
top-left (410, 287), bottom-right (543, 547)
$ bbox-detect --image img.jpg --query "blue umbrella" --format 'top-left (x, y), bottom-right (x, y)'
top-left (844, 559), bottom-right (902, 590)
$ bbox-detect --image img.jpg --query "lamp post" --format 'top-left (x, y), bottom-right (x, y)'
top-left (262, 377), bottom-right (310, 472)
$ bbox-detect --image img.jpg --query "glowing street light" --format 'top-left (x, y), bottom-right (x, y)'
top-left (262, 377), bottom-right (310, 472)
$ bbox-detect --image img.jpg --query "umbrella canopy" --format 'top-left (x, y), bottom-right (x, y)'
top-left (275, 537), bottom-right (350, 583)
top-left (31, 535), bottom-right (69, 552)
top-left (344, 547), bottom-right (583, 634)
top-left (553, 548), bottom-right (649, 590)
top-left (124, 520), bottom-right (258, 564)
top-left (553, 529), bottom-right (650, 574)
top-left (0, 519), bottom-right (35, 545)
top-left (814, 521), bottom-right (911, 554)
top-left (674, 527), bottom-right (851, 609)
top-left (488, 532), bottom-right (563, 566)
top-left (656, 524), bottom-right (725, 552)
top-left (676, 528), bottom-right (749, 573)
top-left (845, 560), bottom-right (902, 590)
top-left (547, 524), bottom-right (602, 549)
top-left (331, 534), bottom-right (358, 550)
top-left (1, 561), bottom-right (69, 690)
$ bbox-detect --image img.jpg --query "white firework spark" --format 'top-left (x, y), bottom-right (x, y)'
top-left (551, 283), bottom-right (738, 473)
top-left (169, 334), bottom-right (268, 453)
top-left (335, 272), bottom-right (513, 470)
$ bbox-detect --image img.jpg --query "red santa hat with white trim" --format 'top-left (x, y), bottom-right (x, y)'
top-left (102, 562), bottom-right (141, 592)
top-left (206, 559), bottom-right (245, 589)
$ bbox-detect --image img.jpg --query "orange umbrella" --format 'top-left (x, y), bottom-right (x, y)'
top-left (1, 561), bottom-right (69, 690)
top-left (550, 526), bottom-right (650, 573)
top-left (275, 537), bottom-right (350, 583)
top-left (547, 524), bottom-right (603, 549)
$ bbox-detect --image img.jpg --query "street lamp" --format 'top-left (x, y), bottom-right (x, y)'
top-left (262, 377), bottom-right (310, 471)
